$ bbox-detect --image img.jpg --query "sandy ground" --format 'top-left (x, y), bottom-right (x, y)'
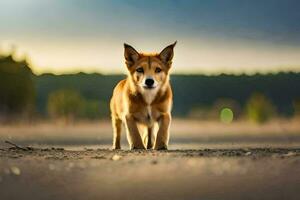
top-left (1, 119), bottom-right (300, 148)
top-left (1, 120), bottom-right (300, 200)
top-left (0, 147), bottom-right (300, 200)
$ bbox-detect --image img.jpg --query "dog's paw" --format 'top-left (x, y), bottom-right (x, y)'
top-left (112, 145), bottom-right (121, 150)
top-left (130, 146), bottom-right (146, 150)
top-left (154, 145), bottom-right (168, 151)
top-left (146, 143), bottom-right (153, 150)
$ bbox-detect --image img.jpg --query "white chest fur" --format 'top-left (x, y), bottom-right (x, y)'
top-left (141, 87), bottom-right (158, 105)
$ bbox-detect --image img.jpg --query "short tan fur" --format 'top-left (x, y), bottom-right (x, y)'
top-left (110, 42), bottom-right (176, 150)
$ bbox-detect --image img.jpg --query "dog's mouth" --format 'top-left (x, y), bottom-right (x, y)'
top-left (143, 86), bottom-right (156, 90)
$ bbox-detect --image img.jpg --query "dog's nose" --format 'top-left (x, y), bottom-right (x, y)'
top-left (145, 78), bottom-right (154, 87)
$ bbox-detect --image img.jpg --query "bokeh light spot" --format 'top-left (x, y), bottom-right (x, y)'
top-left (220, 108), bottom-right (234, 123)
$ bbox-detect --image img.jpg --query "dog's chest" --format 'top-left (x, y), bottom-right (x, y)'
top-left (132, 88), bottom-right (160, 126)
top-left (139, 105), bottom-right (156, 127)
top-left (142, 88), bottom-right (158, 105)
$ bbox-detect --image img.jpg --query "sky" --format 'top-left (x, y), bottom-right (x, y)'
top-left (0, 0), bottom-right (300, 74)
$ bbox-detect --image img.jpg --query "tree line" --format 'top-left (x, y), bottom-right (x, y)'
top-left (1, 53), bottom-right (300, 123)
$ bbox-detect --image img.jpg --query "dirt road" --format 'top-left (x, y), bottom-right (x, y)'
top-left (1, 147), bottom-right (300, 200)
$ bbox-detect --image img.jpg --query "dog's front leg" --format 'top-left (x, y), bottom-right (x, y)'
top-left (112, 117), bottom-right (122, 149)
top-left (125, 114), bottom-right (145, 150)
top-left (147, 127), bottom-right (154, 149)
top-left (154, 113), bottom-right (171, 150)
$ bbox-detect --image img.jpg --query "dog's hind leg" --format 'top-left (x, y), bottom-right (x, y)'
top-left (112, 117), bottom-right (122, 149)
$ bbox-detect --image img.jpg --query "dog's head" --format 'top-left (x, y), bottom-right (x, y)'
top-left (124, 42), bottom-right (176, 91)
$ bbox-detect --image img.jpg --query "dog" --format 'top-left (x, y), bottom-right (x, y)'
top-left (110, 42), bottom-right (176, 150)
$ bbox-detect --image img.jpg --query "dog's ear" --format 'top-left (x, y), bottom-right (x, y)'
top-left (159, 41), bottom-right (177, 65)
top-left (124, 43), bottom-right (139, 67)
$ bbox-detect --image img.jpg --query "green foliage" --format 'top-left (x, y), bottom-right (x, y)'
top-left (2, 53), bottom-right (299, 121)
top-left (0, 54), bottom-right (35, 118)
top-left (170, 73), bottom-right (299, 117)
top-left (34, 73), bottom-right (123, 117)
top-left (188, 105), bottom-right (213, 119)
top-left (34, 73), bottom-right (300, 119)
top-left (188, 98), bottom-right (240, 121)
top-left (47, 89), bottom-right (84, 122)
top-left (246, 93), bottom-right (276, 123)
top-left (47, 89), bottom-right (109, 121)
top-left (293, 99), bottom-right (300, 117)
top-left (80, 100), bottom-right (109, 119)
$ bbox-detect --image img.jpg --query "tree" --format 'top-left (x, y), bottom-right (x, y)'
top-left (0, 53), bottom-right (35, 120)
top-left (293, 99), bottom-right (300, 118)
top-left (47, 89), bottom-right (84, 122)
top-left (246, 93), bottom-right (276, 123)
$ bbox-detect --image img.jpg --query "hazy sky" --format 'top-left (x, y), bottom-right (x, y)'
top-left (1, 0), bottom-right (300, 74)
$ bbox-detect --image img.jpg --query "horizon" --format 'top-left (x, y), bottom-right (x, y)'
top-left (1, 0), bottom-right (300, 74)
top-left (2, 51), bottom-right (300, 76)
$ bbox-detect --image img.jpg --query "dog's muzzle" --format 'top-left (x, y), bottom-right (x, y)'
top-left (144, 78), bottom-right (155, 89)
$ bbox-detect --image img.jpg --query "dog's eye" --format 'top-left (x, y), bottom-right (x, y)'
top-left (136, 68), bottom-right (144, 73)
top-left (155, 67), bottom-right (162, 73)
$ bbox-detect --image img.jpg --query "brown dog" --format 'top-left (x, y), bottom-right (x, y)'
top-left (110, 42), bottom-right (176, 150)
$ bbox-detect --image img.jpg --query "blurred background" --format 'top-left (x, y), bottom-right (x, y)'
top-left (0, 0), bottom-right (300, 149)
